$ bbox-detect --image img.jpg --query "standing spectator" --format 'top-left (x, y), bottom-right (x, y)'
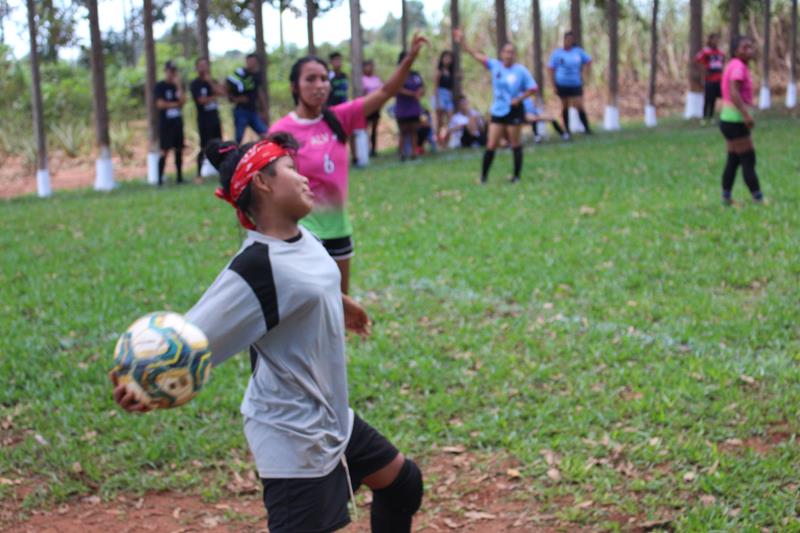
top-left (548, 31), bottom-right (592, 139)
top-left (454, 29), bottom-right (537, 184)
top-left (154, 60), bottom-right (186, 186)
top-left (227, 53), bottom-right (268, 145)
top-left (327, 51), bottom-right (349, 106)
top-left (394, 51), bottom-right (425, 161)
top-left (433, 51), bottom-right (456, 147)
top-left (696, 33), bottom-right (726, 124)
top-left (361, 59), bottom-right (383, 156)
top-left (190, 57), bottom-right (224, 180)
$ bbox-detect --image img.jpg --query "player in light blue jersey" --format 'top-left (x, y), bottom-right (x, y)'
top-left (548, 31), bottom-right (593, 138)
top-left (454, 28), bottom-right (537, 184)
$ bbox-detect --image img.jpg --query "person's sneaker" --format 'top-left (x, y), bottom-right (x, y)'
top-left (722, 196), bottom-right (734, 207)
top-left (752, 195), bottom-right (765, 205)
top-left (534, 135), bottom-right (543, 144)
top-left (562, 132), bottom-right (571, 141)
top-left (508, 176), bottom-right (520, 184)
top-left (479, 176), bottom-right (488, 185)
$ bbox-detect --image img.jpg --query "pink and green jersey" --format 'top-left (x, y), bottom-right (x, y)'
top-left (720, 57), bottom-right (753, 123)
top-left (269, 98), bottom-right (366, 239)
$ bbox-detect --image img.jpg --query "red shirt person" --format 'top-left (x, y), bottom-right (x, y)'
top-left (695, 33), bottom-right (726, 121)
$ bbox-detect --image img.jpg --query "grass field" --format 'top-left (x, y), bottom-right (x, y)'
top-left (2, 116), bottom-right (799, 531)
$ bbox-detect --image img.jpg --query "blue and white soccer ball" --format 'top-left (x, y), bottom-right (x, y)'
top-left (112, 312), bottom-right (212, 409)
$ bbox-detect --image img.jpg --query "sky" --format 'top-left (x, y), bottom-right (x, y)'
top-left (1, 0), bottom-right (451, 60)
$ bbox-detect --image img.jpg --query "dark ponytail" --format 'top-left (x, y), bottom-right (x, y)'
top-left (289, 56), bottom-right (348, 144)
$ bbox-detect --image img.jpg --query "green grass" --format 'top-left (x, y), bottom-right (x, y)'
top-left (2, 116), bottom-right (799, 530)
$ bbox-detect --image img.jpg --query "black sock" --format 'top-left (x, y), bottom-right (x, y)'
top-left (739, 150), bottom-right (762, 199)
top-left (551, 120), bottom-right (564, 136)
top-left (578, 110), bottom-right (591, 133)
top-left (196, 151), bottom-right (204, 178)
top-left (531, 123), bottom-right (538, 136)
top-left (481, 150), bottom-right (495, 182)
top-left (175, 151), bottom-right (183, 183)
top-left (512, 146), bottom-right (523, 179)
top-left (721, 151), bottom-right (739, 198)
top-left (561, 109), bottom-right (570, 134)
top-left (158, 155), bottom-right (166, 185)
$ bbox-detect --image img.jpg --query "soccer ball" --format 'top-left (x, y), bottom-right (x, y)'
top-left (112, 312), bottom-right (212, 409)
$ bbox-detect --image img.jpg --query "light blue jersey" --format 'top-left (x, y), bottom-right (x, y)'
top-left (485, 58), bottom-right (537, 117)
top-left (523, 97), bottom-right (540, 116)
top-left (548, 46), bottom-right (592, 87)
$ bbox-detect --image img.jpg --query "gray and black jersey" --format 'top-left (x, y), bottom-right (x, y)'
top-left (186, 226), bottom-right (352, 479)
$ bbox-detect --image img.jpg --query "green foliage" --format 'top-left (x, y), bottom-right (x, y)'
top-left (50, 122), bottom-right (91, 158)
top-left (1, 117), bottom-right (799, 530)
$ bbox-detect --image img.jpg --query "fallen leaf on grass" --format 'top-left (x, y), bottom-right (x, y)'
top-left (172, 507), bottom-right (181, 519)
top-left (547, 468), bottom-right (562, 482)
top-left (34, 433), bottom-right (49, 446)
top-left (81, 495), bottom-right (101, 505)
top-left (443, 517), bottom-right (461, 529)
top-left (739, 374), bottom-right (757, 385)
top-left (201, 515), bottom-right (220, 528)
top-left (579, 205), bottom-right (597, 216)
top-left (442, 445), bottom-right (466, 454)
top-left (639, 518), bottom-right (673, 531)
top-left (683, 471), bottom-right (696, 482)
top-left (72, 462), bottom-right (83, 474)
top-left (724, 438), bottom-right (744, 447)
top-left (464, 511), bottom-right (497, 521)
top-left (575, 500), bottom-right (593, 509)
top-left (700, 494), bottom-right (716, 506)
top-left (505, 468), bottom-right (521, 479)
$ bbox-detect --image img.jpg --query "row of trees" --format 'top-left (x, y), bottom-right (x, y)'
top-left (23, 0), bottom-right (800, 197)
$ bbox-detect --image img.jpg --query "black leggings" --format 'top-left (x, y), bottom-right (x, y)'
top-left (704, 81), bottom-right (721, 120)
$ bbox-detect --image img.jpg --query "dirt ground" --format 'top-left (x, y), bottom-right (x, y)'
top-left (1, 449), bottom-right (678, 533)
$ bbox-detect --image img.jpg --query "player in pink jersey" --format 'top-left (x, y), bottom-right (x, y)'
top-left (718, 35), bottom-right (763, 206)
top-left (270, 34), bottom-right (428, 294)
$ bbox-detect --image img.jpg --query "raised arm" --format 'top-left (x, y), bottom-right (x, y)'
top-left (453, 28), bottom-right (489, 66)
top-left (362, 33), bottom-right (429, 117)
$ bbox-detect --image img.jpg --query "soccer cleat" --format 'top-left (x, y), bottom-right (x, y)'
top-left (508, 176), bottom-right (520, 184)
top-left (562, 132), bottom-right (571, 141)
top-left (722, 197), bottom-right (734, 207)
top-left (534, 135), bottom-right (543, 144)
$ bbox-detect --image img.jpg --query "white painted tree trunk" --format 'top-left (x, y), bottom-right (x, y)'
top-left (353, 129), bottom-right (369, 167)
top-left (683, 91), bottom-right (704, 118)
top-left (568, 107), bottom-right (585, 133)
top-left (94, 145), bottom-right (116, 191)
top-left (147, 151), bottom-right (160, 185)
top-left (36, 169), bottom-right (51, 197)
top-left (644, 104), bottom-right (657, 127)
top-left (535, 120), bottom-right (547, 137)
top-left (787, 82), bottom-right (798, 108)
top-left (603, 105), bottom-right (620, 130)
top-left (758, 85), bottom-right (771, 109)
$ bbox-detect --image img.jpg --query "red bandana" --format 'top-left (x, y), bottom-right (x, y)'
top-left (214, 140), bottom-right (291, 230)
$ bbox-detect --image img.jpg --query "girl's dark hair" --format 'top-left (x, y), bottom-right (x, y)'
top-left (731, 35), bottom-right (752, 56)
top-left (289, 56), bottom-right (347, 144)
top-left (437, 50), bottom-right (454, 76)
top-left (205, 132), bottom-right (300, 216)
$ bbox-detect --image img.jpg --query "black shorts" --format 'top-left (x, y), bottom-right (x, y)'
top-left (490, 103), bottom-right (525, 125)
top-left (556, 85), bottom-right (584, 98)
top-left (719, 120), bottom-right (750, 140)
top-left (322, 235), bottom-right (354, 260)
top-left (159, 118), bottom-right (184, 150)
top-left (261, 414), bottom-right (400, 533)
top-left (197, 112), bottom-right (222, 151)
top-left (396, 116), bottom-right (420, 125)
top-left (705, 81), bottom-right (722, 100)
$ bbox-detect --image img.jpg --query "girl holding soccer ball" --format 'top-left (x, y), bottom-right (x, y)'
top-left (111, 133), bottom-right (424, 532)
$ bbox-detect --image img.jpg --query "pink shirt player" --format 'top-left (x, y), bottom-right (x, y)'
top-left (721, 57), bottom-right (753, 106)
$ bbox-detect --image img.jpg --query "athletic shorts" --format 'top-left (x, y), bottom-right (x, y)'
top-left (490, 103), bottom-right (525, 125)
top-left (159, 118), bottom-right (184, 150)
top-left (719, 120), bottom-right (750, 140)
top-left (197, 112), bottom-right (222, 151)
top-left (396, 116), bottom-right (421, 125)
top-left (322, 235), bottom-right (355, 261)
top-left (556, 85), bottom-right (584, 98)
top-left (436, 87), bottom-right (455, 113)
top-left (261, 414), bottom-right (399, 533)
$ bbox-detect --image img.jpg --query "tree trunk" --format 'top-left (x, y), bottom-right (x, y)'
top-left (608, 0), bottom-right (618, 106)
top-left (688, 0), bottom-right (703, 92)
top-left (450, 0), bottom-right (462, 100)
top-left (495, 0), bottom-right (507, 52)
top-left (88, 0), bottom-right (115, 190)
top-left (26, 0), bottom-right (49, 196)
top-left (180, 0), bottom-right (190, 59)
top-left (143, 0), bottom-right (159, 183)
top-left (532, 0), bottom-right (544, 101)
top-left (306, 0), bottom-right (316, 55)
top-left (197, 0), bottom-right (209, 60)
top-left (792, 0), bottom-right (798, 82)
top-left (729, 0), bottom-right (741, 55)
top-left (762, 0), bottom-right (770, 86)
top-left (648, 0), bottom-right (659, 106)
top-left (349, 0), bottom-right (363, 97)
top-left (253, 0), bottom-right (270, 125)
top-left (279, 6), bottom-right (285, 50)
top-left (401, 0), bottom-right (408, 50)
top-left (570, 0), bottom-right (582, 46)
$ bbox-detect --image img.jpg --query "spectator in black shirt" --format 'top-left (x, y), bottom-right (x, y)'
top-left (327, 52), bottom-right (349, 106)
top-left (190, 57), bottom-right (225, 180)
top-left (226, 53), bottom-right (268, 144)
top-left (154, 60), bottom-right (186, 185)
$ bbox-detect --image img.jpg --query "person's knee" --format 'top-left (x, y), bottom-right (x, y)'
top-left (372, 459), bottom-right (423, 518)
